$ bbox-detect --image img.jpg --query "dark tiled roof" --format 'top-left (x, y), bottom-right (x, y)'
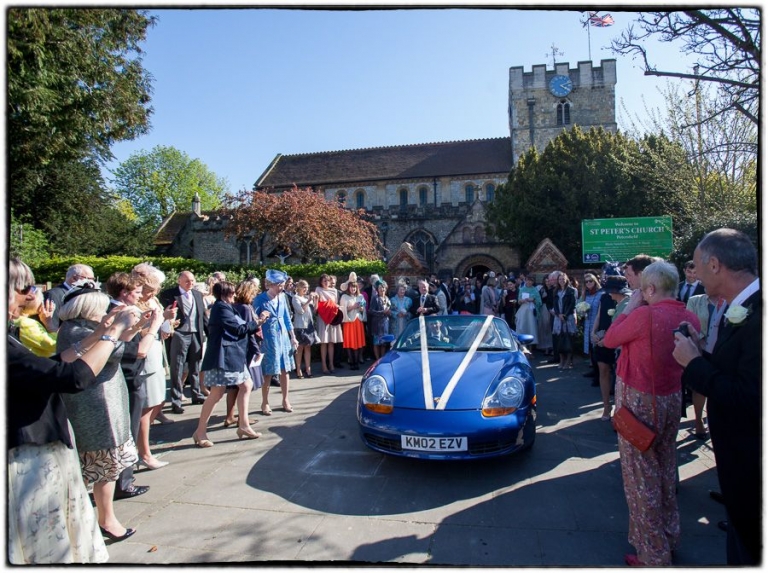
top-left (257, 137), bottom-right (512, 188)
top-left (153, 210), bottom-right (217, 245)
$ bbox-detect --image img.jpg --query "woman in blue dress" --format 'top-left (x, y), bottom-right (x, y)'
top-left (253, 269), bottom-right (298, 416)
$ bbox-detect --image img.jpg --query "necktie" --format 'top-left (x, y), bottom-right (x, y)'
top-left (420, 295), bottom-right (426, 306)
top-left (683, 284), bottom-right (692, 301)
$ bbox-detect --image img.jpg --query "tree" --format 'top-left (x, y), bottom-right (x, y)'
top-left (10, 212), bottom-right (50, 267)
top-left (226, 186), bottom-right (383, 263)
top-left (621, 81), bottom-right (757, 212)
top-left (488, 127), bottom-right (697, 265)
top-left (15, 157), bottom-right (156, 257)
top-left (111, 145), bottom-right (229, 226)
top-left (611, 10), bottom-right (760, 125)
top-left (8, 8), bottom-right (155, 172)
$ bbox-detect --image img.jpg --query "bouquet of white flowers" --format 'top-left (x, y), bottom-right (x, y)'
top-left (575, 301), bottom-right (591, 316)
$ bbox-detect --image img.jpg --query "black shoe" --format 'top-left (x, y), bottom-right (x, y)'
top-left (191, 398), bottom-right (205, 405)
top-left (270, 380), bottom-right (280, 387)
top-left (114, 485), bottom-right (149, 500)
top-left (709, 490), bottom-right (725, 505)
top-left (100, 526), bottom-right (136, 542)
top-left (171, 405), bottom-right (185, 414)
top-left (718, 520), bottom-right (729, 532)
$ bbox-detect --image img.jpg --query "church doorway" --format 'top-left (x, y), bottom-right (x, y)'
top-left (466, 265), bottom-right (490, 279)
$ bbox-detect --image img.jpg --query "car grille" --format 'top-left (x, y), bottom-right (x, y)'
top-left (364, 433), bottom-right (402, 453)
top-left (468, 437), bottom-right (518, 455)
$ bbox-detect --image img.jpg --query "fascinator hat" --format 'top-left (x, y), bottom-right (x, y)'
top-left (265, 269), bottom-right (288, 284)
top-left (340, 272), bottom-right (358, 291)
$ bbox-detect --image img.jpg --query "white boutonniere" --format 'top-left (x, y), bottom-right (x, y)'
top-left (725, 304), bottom-right (750, 326)
top-left (607, 309), bottom-right (615, 317)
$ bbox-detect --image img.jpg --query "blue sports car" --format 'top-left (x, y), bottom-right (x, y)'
top-left (357, 314), bottom-right (537, 460)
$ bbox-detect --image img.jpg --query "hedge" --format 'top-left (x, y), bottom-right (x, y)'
top-left (31, 256), bottom-right (387, 291)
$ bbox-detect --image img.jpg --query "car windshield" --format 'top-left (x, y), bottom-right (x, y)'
top-left (393, 315), bottom-right (519, 352)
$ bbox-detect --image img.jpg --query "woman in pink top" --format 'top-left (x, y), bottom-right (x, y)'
top-left (603, 261), bottom-right (700, 567)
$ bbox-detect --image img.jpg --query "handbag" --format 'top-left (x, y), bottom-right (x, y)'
top-left (612, 308), bottom-right (658, 452)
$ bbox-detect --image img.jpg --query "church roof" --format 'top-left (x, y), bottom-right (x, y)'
top-left (256, 137), bottom-right (512, 189)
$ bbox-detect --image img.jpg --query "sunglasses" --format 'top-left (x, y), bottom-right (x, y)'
top-left (585, 279), bottom-right (595, 284)
top-left (17, 284), bottom-right (37, 295)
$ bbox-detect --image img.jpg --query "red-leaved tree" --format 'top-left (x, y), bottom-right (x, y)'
top-left (225, 186), bottom-right (383, 263)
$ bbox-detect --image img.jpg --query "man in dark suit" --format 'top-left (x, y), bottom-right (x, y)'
top-left (677, 260), bottom-right (706, 303)
top-left (159, 271), bottom-right (208, 414)
top-left (673, 228), bottom-right (760, 565)
top-left (410, 279), bottom-right (440, 318)
top-left (43, 263), bottom-right (95, 332)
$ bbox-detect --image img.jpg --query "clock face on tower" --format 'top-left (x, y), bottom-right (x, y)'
top-left (549, 74), bottom-right (573, 97)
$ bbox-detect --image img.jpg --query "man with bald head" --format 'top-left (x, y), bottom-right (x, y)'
top-left (159, 271), bottom-right (209, 414)
top-left (43, 263), bottom-right (96, 332)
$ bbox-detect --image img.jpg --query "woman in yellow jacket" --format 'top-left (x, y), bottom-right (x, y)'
top-left (13, 287), bottom-right (57, 357)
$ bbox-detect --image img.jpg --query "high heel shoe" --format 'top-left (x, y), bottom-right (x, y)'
top-left (282, 402), bottom-right (293, 413)
top-left (154, 412), bottom-right (175, 425)
top-left (304, 368), bottom-right (312, 378)
top-left (137, 457), bottom-right (169, 470)
top-left (100, 526), bottom-right (136, 542)
top-left (295, 370), bottom-right (304, 379)
top-left (261, 405), bottom-right (272, 416)
top-left (236, 427), bottom-right (262, 440)
top-left (192, 434), bottom-right (214, 448)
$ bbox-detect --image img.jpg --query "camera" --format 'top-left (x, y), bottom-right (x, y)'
top-left (674, 325), bottom-right (692, 338)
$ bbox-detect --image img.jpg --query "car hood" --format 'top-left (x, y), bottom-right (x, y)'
top-left (379, 350), bottom-right (523, 411)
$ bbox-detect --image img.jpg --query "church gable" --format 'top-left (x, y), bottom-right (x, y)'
top-left (441, 199), bottom-right (490, 247)
top-left (525, 238), bottom-right (568, 271)
top-left (387, 241), bottom-right (429, 276)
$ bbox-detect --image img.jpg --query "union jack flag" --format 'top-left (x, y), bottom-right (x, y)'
top-left (587, 11), bottom-right (614, 27)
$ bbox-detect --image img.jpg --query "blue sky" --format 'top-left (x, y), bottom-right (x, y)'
top-left (104, 8), bottom-right (694, 193)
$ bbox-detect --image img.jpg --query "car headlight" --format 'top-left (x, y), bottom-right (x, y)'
top-left (482, 375), bottom-right (525, 417)
top-left (361, 375), bottom-right (394, 414)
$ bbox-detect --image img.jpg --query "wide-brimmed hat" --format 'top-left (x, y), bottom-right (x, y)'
top-left (265, 269), bottom-right (288, 284)
top-left (340, 272), bottom-right (358, 291)
top-left (603, 275), bottom-right (631, 296)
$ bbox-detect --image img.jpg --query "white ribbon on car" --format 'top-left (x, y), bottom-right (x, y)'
top-left (419, 314), bottom-right (435, 409)
top-left (419, 314), bottom-right (495, 411)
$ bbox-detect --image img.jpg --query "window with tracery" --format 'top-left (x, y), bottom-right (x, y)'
top-left (408, 229), bottom-right (436, 269)
top-left (557, 100), bottom-right (571, 126)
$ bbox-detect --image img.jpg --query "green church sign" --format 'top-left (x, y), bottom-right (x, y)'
top-left (581, 216), bottom-right (674, 264)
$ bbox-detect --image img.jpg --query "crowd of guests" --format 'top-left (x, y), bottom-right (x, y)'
top-left (7, 226), bottom-right (759, 565)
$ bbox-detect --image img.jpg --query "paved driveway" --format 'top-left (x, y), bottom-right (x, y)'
top-left (105, 354), bottom-right (726, 565)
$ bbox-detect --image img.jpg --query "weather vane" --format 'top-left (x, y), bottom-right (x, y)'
top-left (546, 43), bottom-right (564, 68)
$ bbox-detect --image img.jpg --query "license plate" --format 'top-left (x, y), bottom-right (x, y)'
top-left (401, 435), bottom-right (468, 452)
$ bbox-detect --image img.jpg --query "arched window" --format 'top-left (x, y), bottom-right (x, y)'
top-left (485, 183), bottom-right (495, 202)
top-left (337, 190), bottom-right (347, 205)
top-left (418, 186), bottom-right (428, 206)
top-left (462, 227), bottom-right (472, 243)
top-left (407, 229), bottom-right (437, 270)
top-left (474, 226), bottom-right (485, 243)
top-left (465, 184), bottom-right (474, 203)
top-left (355, 190), bottom-right (365, 209)
top-left (557, 100), bottom-right (571, 126)
top-left (399, 188), bottom-right (408, 210)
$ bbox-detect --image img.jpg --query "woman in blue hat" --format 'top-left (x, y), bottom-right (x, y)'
top-left (253, 269), bottom-right (298, 415)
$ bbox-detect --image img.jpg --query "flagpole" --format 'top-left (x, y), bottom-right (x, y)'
top-left (587, 20), bottom-right (592, 61)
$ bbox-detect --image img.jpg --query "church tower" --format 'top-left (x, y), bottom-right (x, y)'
top-left (508, 59), bottom-right (617, 165)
